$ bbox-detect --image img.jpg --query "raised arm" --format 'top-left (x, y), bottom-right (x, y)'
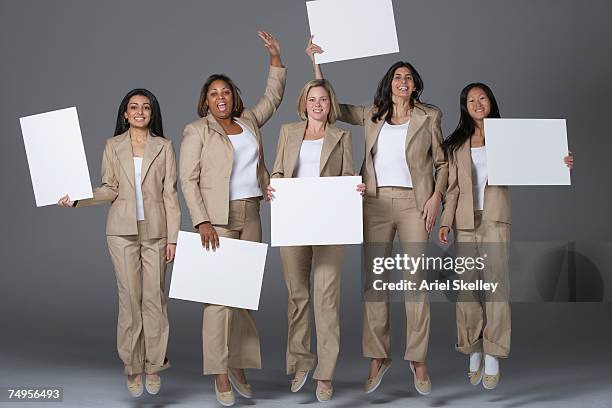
top-left (249, 31), bottom-right (287, 127)
top-left (75, 140), bottom-right (119, 207)
top-left (179, 123), bottom-right (210, 228)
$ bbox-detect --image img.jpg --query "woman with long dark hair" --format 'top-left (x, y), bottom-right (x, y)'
top-left (307, 38), bottom-right (447, 396)
top-left (438, 83), bottom-right (573, 389)
top-left (179, 31), bottom-right (286, 407)
top-left (58, 88), bottom-right (181, 397)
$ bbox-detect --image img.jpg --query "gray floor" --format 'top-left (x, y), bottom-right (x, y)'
top-left (2, 303), bottom-right (611, 408)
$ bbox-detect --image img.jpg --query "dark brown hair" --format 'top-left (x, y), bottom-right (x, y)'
top-left (197, 74), bottom-right (244, 118)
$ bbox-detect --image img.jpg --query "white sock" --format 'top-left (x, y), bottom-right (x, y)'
top-left (469, 352), bottom-right (482, 372)
top-left (484, 354), bottom-right (499, 376)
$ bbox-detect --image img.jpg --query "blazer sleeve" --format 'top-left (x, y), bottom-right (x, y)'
top-left (338, 104), bottom-right (368, 126)
top-left (270, 125), bottom-right (287, 178)
top-left (431, 109), bottom-right (449, 196)
top-left (249, 65), bottom-right (287, 128)
top-left (76, 140), bottom-right (118, 207)
top-left (341, 130), bottom-right (355, 176)
top-left (179, 123), bottom-right (210, 228)
top-left (440, 156), bottom-right (459, 229)
top-left (163, 141), bottom-right (181, 243)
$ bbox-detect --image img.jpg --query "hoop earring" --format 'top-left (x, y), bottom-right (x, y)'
top-left (123, 117), bottom-right (129, 125)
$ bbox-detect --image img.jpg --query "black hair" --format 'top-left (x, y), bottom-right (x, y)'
top-left (114, 88), bottom-right (164, 137)
top-left (197, 74), bottom-right (244, 118)
top-left (372, 61), bottom-right (424, 123)
top-left (443, 82), bottom-right (500, 156)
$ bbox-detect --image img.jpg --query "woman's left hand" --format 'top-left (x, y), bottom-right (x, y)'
top-left (257, 30), bottom-right (281, 57)
top-left (422, 192), bottom-right (442, 234)
top-left (166, 244), bottom-right (177, 264)
top-left (356, 183), bottom-right (366, 196)
top-left (564, 151), bottom-right (574, 169)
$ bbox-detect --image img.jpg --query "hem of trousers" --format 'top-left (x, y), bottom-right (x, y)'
top-left (204, 364), bottom-right (262, 376)
top-left (145, 358), bottom-right (171, 374)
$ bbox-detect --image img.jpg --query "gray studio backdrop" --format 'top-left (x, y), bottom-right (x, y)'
top-left (1, 0), bottom-right (611, 392)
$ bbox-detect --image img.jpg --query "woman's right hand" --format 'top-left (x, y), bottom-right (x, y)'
top-left (265, 185), bottom-right (276, 201)
top-left (438, 226), bottom-right (451, 245)
top-left (198, 222), bottom-right (219, 251)
top-left (57, 194), bottom-right (74, 208)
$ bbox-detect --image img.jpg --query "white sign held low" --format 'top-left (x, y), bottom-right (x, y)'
top-left (169, 232), bottom-right (268, 310)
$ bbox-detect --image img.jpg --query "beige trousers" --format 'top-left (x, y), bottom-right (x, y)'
top-left (362, 187), bottom-right (430, 363)
top-left (454, 210), bottom-right (511, 358)
top-left (106, 221), bottom-right (170, 375)
top-left (202, 198), bottom-right (262, 375)
top-left (280, 245), bottom-right (344, 381)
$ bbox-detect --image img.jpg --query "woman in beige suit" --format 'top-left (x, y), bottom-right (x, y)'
top-left (307, 39), bottom-right (447, 395)
top-left (266, 79), bottom-right (360, 402)
top-left (58, 88), bottom-right (180, 397)
top-left (179, 31), bottom-right (286, 407)
top-left (438, 82), bottom-right (573, 390)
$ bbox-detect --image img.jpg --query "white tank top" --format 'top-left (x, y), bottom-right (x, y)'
top-left (373, 121), bottom-right (413, 187)
top-left (470, 146), bottom-right (488, 211)
top-left (133, 157), bottom-right (145, 220)
top-left (295, 138), bottom-right (324, 178)
top-left (228, 123), bottom-right (262, 201)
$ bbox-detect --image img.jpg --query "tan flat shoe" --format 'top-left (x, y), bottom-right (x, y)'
top-left (364, 358), bottom-right (392, 394)
top-left (145, 374), bottom-right (161, 395)
top-left (228, 368), bottom-right (252, 399)
top-left (468, 358), bottom-right (484, 386)
top-left (316, 382), bottom-right (334, 402)
top-left (127, 375), bottom-right (143, 398)
top-left (214, 379), bottom-right (235, 407)
top-left (483, 372), bottom-right (500, 390)
top-left (409, 362), bottom-right (432, 396)
top-left (291, 370), bottom-right (309, 393)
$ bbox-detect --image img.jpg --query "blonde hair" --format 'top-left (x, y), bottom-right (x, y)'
top-left (296, 79), bottom-right (340, 123)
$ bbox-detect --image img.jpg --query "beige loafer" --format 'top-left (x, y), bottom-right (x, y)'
top-left (145, 374), bottom-right (161, 395)
top-left (409, 362), bottom-right (432, 396)
top-left (468, 359), bottom-right (484, 386)
top-left (228, 368), bottom-right (252, 399)
top-left (214, 379), bottom-right (235, 407)
top-left (316, 382), bottom-right (334, 402)
top-left (483, 372), bottom-right (500, 390)
top-left (291, 370), bottom-right (309, 393)
top-left (127, 375), bottom-right (143, 398)
top-left (364, 358), bottom-right (392, 393)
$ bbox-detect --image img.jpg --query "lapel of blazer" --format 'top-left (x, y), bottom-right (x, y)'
top-left (141, 133), bottom-right (164, 184)
top-left (457, 139), bottom-right (473, 187)
top-left (115, 131), bottom-right (135, 188)
top-left (319, 124), bottom-right (342, 174)
top-left (365, 118), bottom-right (385, 160)
top-left (285, 121), bottom-right (307, 177)
top-left (405, 105), bottom-right (427, 153)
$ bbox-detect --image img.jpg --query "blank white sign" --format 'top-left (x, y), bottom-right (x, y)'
top-left (485, 119), bottom-right (571, 186)
top-left (169, 232), bottom-right (268, 310)
top-left (306, 0), bottom-right (399, 64)
top-left (271, 176), bottom-right (363, 246)
top-left (20, 107), bottom-right (93, 207)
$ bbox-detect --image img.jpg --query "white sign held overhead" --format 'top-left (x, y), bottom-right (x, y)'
top-left (306, 0), bottom-right (399, 64)
top-left (20, 107), bottom-right (93, 207)
top-left (169, 232), bottom-right (268, 311)
top-left (484, 118), bottom-right (571, 186)
top-left (271, 176), bottom-right (363, 247)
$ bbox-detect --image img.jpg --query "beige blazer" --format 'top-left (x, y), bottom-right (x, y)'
top-left (440, 139), bottom-right (511, 229)
top-left (76, 132), bottom-right (181, 243)
top-left (271, 121), bottom-right (353, 179)
top-left (180, 66), bottom-right (287, 227)
top-left (337, 102), bottom-right (448, 211)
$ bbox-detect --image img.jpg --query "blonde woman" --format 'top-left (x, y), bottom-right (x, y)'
top-left (267, 79), bottom-right (362, 402)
